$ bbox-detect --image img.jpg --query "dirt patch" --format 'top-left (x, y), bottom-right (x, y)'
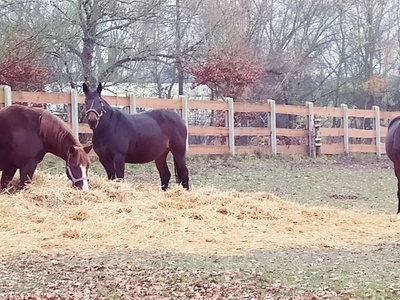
top-left (329, 194), bottom-right (359, 200)
top-left (330, 154), bottom-right (392, 169)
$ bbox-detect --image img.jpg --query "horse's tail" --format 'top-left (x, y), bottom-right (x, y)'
top-left (174, 158), bottom-right (180, 185)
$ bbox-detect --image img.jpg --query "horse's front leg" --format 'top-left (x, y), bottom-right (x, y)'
top-left (19, 159), bottom-right (39, 187)
top-left (99, 156), bottom-right (116, 180)
top-left (114, 154), bottom-right (126, 179)
top-left (1, 166), bottom-right (18, 189)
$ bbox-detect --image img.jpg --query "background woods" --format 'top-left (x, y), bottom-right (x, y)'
top-left (1, 0), bottom-right (400, 114)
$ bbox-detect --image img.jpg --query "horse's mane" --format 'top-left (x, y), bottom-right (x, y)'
top-left (38, 110), bottom-right (90, 165)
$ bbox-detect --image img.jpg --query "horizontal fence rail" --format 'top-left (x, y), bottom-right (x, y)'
top-left (0, 85), bottom-right (398, 157)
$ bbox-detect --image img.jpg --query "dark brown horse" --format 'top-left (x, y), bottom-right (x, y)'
top-left (83, 82), bottom-right (189, 190)
top-left (0, 105), bottom-right (92, 190)
top-left (385, 116), bottom-right (400, 218)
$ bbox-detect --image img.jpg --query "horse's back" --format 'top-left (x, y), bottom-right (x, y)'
top-left (142, 109), bottom-right (187, 139)
top-left (122, 109), bottom-right (187, 162)
top-left (386, 116), bottom-right (400, 162)
top-left (0, 105), bottom-right (41, 139)
top-left (144, 109), bottom-right (185, 126)
top-left (0, 106), bottom-right (43, 168)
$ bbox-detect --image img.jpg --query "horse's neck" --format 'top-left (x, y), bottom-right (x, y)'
top-left (39, 110), bottom-right (79, 162)
top-left (47, 132), bottom-right (77, 161)
top-left (98, 106), bottom-right (122, 130)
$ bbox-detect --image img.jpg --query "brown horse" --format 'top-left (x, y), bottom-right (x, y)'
top-left (385, 116), bottom-right (400, 218)
top-left (83, 82), bottom-right (189, 190)
top-left (0, 105), bottom-right (92, 190)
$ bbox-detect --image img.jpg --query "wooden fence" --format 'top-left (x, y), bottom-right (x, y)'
top-left (0, 85), bottom-right (398, 157)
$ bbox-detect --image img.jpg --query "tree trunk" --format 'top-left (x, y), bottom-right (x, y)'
top-left (175, 0), bottom-right (184, 95)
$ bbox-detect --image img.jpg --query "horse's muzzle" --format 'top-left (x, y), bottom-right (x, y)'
top-left (87, 112), bottom-right (99, 129)
top-left (88, 118), bottom-right (98, 129)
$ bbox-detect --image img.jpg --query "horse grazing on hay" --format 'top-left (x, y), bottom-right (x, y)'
top-left (83, 82), bottom-right (189, 190)
top-left (0, 105), bottom-right (92, 190)
top-left (385, 116), bottom-right (400, 218)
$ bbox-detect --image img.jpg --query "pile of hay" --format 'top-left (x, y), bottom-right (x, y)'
top-left (1, 171), bottom-right (400, 256)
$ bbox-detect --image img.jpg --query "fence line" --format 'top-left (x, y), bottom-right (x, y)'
top-left (0, 85), bottom-right (398, 157)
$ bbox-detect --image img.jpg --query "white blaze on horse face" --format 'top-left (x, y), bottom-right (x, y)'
top-left (81, 165), bottom-right (89, 191)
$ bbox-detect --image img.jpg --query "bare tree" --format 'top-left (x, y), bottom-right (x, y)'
top-left (2, 0), bottom-right (400, 116)
top-left (44, 0), bottom-right (165, 88)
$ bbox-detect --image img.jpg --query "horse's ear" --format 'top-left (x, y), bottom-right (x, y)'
top-left (84, 144), bottom-right (93, 154)
top-left (82, 82), bottom-right (89, 95)
top-left (97, 83), bottom-right (103, 94)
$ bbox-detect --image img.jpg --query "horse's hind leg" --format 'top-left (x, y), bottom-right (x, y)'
top-left (1, 166), bottom-right (18, 189)
top-left (169, 135), bottom-right (189, 190)
top-left (155, 151), bottom-right (171, 191)
top-left (174, 156), bottom-right (189, 190)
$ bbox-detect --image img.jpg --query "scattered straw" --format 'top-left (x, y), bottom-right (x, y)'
top-left (1, 171), bottom-right (400, 257)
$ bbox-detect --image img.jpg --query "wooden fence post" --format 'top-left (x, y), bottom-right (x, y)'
top-left (373, 105), bottom-right (381, 157)
top-left (341, 104), bottom-right (349, 154)
top-left (268, 99), bottom-right (277, 155)
top-left (181, 96), bottom-right (189, 153)
top-left (129, 93), bottom-right (136, 114)
top-left (314, 115), bottom-right (322, 156)
top-left (227, 98), bottom-right (235, 156)
top-left (306, 102), bottom-right (314, 157)
top-left (4, 85), bottom-right (11, 107)
top-left (70, 89), bottom-right (79, 139)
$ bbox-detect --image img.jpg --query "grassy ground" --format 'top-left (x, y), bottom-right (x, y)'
top-left (186, 154), bottom-right (395, 212)
top-left (1, 153), bottom-right (399, 299)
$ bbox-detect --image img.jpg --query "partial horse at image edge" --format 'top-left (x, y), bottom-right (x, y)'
top-left (83, 82), bottom-right (189, 190)
top-left (385, 115), bottom-right (400, 218)
top-left (0, 105), bottom-right (92, 190)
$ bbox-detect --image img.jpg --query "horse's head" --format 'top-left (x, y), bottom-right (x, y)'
top-left (83, 82), bottom-right (106, 130)
top-left (66, 144), bottom-right (92, 190)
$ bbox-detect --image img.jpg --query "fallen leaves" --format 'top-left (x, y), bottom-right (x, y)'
top-left (0, 252), bottom-right (333, 300)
